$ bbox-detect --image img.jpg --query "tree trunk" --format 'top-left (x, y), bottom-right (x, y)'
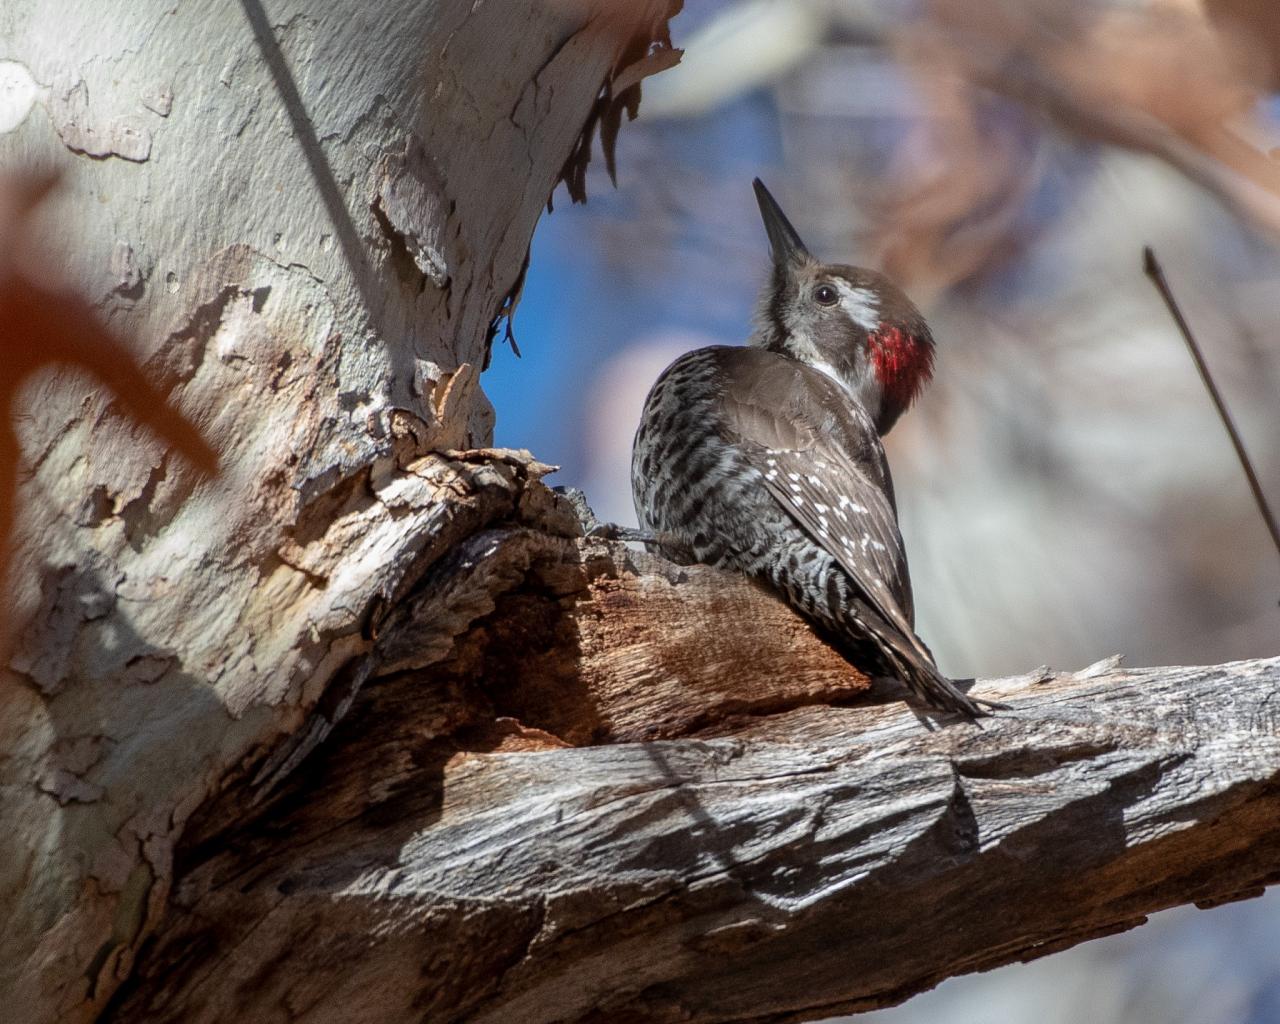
top-left (0, 2), bottom-right (678, 1021)
top-left (3, 4), bottom-right (1278, 1024)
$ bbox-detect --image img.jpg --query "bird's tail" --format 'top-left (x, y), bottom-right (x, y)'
top-left (843, 600), bottom-right (998, 719)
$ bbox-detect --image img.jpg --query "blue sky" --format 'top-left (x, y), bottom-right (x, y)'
top-left (484, 91), bottom-right (782, 490)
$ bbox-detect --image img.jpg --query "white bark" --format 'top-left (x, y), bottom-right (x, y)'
top-left (0, 2), bottom-right (678, 1020)
top-left (5, 4), bottom-right (1277, 1023)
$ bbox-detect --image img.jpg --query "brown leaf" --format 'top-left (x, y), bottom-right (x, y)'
top-left (874, 0), bottom-right (1280, 293)
top-left (0, 173), bottom-right (219, 653)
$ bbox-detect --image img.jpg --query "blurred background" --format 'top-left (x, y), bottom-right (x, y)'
top-left (484, 0), bottom-right (1280, 1021)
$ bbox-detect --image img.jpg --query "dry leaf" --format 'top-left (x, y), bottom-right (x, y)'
top-left (874, 0), bottom-right (1280, 293)
top-left (0, 172), bottom-right (218, 652)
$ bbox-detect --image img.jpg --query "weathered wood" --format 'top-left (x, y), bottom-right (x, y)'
top-left (7, 3), bottom-right (1279, 1022)
top-left (105, 462), bottom-right (1280, 1024)
top-left (0, 3), bottom-right (681, 1020)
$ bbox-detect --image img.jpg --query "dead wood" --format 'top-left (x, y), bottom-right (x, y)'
top-left (105, 457), bottom-right (1280, 1024)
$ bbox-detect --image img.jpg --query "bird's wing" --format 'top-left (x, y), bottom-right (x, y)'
top-left (715, 352), bottom-right (925, 654)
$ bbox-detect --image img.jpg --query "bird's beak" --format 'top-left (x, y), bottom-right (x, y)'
top-left (753, 178), bottom-right (811, 269)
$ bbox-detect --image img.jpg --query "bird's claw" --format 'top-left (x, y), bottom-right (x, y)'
top-left (587, 522), bottom-right (659, 545)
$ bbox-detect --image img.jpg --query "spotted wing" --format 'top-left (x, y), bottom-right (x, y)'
top-left (715, 351), bottom-right (925, 652)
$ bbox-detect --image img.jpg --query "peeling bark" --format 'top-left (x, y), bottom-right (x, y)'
top-left (102, 462), bottom-right (1280, 1024)
top-left (0, 2), bottom-right (680, 1020)
top-left (4, 3), bottom-right (1278, 1024)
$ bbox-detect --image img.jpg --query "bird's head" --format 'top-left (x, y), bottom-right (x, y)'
top-left (751, 178), bottom-right (934, 436)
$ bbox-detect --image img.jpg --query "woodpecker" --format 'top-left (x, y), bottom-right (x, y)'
top-left (630, 178), bottom-right (992, 719)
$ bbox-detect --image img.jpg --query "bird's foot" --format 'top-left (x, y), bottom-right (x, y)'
top-left (587, 522), bottom-right (660, 545)
top-left (550, 487), bottom-right (660, 546)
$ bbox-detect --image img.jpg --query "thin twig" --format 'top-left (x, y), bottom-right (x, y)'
top-left (1142, 246), bottom-right (1280, 577)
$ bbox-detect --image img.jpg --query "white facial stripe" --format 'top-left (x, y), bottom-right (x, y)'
top-left (834, 281), bottom-right (880, 332)
top-left (791, 325), bottom-right (858, 402)
top-left (808, 358), bottom-right (851, 397)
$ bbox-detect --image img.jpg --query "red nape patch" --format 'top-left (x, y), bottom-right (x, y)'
top-left (869, 327), bottom-right (934, 409)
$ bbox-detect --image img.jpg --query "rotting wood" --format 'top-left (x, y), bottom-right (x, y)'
top-left (6, 3), bottom-right (1279, 1022)
top-left (103, 457), bottom-right (1280, 1024)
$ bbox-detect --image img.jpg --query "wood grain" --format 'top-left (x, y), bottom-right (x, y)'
top-left (106, 470), bottom-right (1280, 1023)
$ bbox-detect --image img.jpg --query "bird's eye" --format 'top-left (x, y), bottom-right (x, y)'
top-left (813, 284), bottom-right (838, 306)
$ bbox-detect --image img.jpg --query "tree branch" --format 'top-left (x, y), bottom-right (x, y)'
top-left (106, 457), bottom-right (1280, 1024)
